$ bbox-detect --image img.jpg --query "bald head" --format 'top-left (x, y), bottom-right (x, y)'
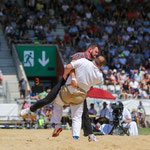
top-left (94, 56), bottom-right (106, 68)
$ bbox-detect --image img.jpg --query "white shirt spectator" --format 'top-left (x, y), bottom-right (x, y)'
top-left (129, 80), bottom-right (139, 89)
top-left (5, 25), bottom-right (13, 34)
top-left (119, 72), bottom-right (127, 84)
top-left (85, 11), bottom-right (92, 19)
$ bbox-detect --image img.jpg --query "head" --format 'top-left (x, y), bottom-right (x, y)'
top-left (90, 103), bottom-right (94, 109)
top-left (94, 56), bottom-right (106, 69)
top-left (86, 44), bottom-right (99, 60)
top-left (121, 70), bottom-right (125, 75)
top-left (139, 101), bottom-right (142, 105)
top-left (46, 89), bottom-right (51, 93)
top-left (103, 102), bottom-right (107, 108)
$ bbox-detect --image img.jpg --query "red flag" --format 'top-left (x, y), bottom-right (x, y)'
top-left (87, 88), bottom-right (116, 100)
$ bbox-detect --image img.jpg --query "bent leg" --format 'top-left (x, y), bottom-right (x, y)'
top-left (128, 121), bottom-right (138, 136)
top-left (51, 104), bottom-right (63, 124)
top-left (71, 103), bottom-right (83, 137)
top-left (30, 78), bottom-right (66, 112)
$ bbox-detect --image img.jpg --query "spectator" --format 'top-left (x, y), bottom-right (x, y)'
top-left (131, 109), bottom-right (139, 124)
top-left (88, 103), bottom-right (97, 115)
top-left (137, 101), bottom-right (148, 128)
top-left (22, 100), bottom-right (30, 110)
top-left (19, 78), bottom-right (27, 99)
top-left (121, 102), bottom-right (138, 136)
top-left (120, 80), bottom-right (129, 99)
top-left (118, 70), bottom-right (128, 85)
top-left (129, 78), bottom-right (139, 97)
top-left (97, 102), bottom-right (110, 125)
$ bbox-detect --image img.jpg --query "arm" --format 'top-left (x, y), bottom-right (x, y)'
top-left (63, 64), bottom-right (73, 80)
top-left (122, 109), bottom-right (132, 123)
top-left (123, 118), bottom-right (132, 123)
top-left (70, 60), bottom-right (77, 88)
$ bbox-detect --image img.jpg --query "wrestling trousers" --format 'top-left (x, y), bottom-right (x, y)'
top-left (51, 94), bottom-right (84, 137)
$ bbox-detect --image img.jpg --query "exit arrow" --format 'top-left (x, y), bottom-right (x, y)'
top-left (38, 51), bottom-right (49, 66)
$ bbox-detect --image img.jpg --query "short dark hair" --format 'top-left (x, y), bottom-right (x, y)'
top-left (95, 56), bottom-right (106, 67)
top-left (87, 44), bottom-right (99, 50)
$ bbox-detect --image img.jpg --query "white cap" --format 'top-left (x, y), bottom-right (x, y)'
top-left (113, 69), bottom-right (117, 73)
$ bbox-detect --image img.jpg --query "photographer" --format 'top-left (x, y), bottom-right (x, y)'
top-left (121, 102), bottom-right (138, 136)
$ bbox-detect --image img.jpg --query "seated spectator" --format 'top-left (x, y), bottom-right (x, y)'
top-left (121, 102), bottom-right (138, 136)
top-left (118, 70), bottom-right (128, 85)
top-left (0, 70), bottom-right (3, 85)
top-left (137, 101), bottom-right (148, 128)
top-left (69, 24), bottom-right (79, 37)
top-left (129, 78), bottom-right (139, 97)
top-left (97, 102), bottom-right (110, 125)
top-left (88, 103), bottom-right (97, 115)
top-left (96, 102), bottom-right (113, 135)
top-left (5, 23), bottom-right (14, 36)
top-left (109, 69), bottom-right (118, 87)
top-left (45, 29), bottom-right (54, 43)
top-left (139, 83), bottom-right (149, 99)
top-left (49, 16), bottom-right (57, 30)
top-left (120, 80), bottom-right (129, 99)
top-left (22, 100), bottom-right (30, 110)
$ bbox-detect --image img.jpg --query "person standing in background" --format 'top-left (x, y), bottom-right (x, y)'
top-left (19, 78), bottom-right (27, 99)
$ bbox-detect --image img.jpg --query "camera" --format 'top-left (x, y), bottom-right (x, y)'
top-left (111, 101), bottom-right (124, 124)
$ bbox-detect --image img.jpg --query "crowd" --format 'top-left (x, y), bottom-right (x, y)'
top-left (0, 0), bottom-right (150, 99)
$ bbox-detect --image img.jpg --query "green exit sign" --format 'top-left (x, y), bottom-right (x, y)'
top-left (16, 46), bottom-right (56, 77)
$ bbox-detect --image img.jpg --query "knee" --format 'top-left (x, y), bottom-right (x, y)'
top-left (129, 121), bottom-right (137, 127)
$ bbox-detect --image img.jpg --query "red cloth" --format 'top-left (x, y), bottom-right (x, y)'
top-left (88, 88), bottom-right (116, 100)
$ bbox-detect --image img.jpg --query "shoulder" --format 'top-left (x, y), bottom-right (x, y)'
top-left (70, 52), bottom-right (86, 60)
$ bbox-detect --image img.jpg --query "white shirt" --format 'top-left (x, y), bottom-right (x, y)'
top-left (122, 109), bottom-right (131, 122)
top-left (129, 81), bottom-right (139, 89)
top-left (100, 107), bottom-right (110, 119)
top-left (67, 58), bottom-right (103, 92)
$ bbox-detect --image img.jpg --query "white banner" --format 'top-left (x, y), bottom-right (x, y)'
top-left (0, 104), bottom-right (19, 120)
top-left (86, 98), bottom-right (150, 115)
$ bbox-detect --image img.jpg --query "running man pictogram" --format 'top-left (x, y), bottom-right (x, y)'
top-left (24, 51), bottom-right (34, 67)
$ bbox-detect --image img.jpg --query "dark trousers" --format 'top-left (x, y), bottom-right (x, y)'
top-left (82, 99), bottom-right (93, 136)
top-left (30, 78), bottom-right (93, 136)
top-left (30, 78), bottom-right (66, 112)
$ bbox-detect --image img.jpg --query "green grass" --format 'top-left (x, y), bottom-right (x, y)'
top-left (138, 128), bottom-right (150, 135)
